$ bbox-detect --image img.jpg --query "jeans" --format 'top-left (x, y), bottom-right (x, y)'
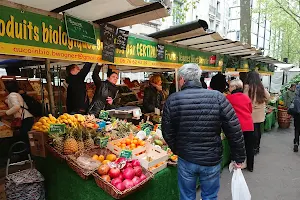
top-left (178, 157), bottom-right (221, 200)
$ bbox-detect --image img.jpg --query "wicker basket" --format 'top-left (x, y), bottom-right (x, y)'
top-left (45, 143), bottom-right (66, 162)
top-left (93, 167), bottom-right (153, 199)
top-left (278, 108), bottom-right (291, 129)
top-left (66, 148), bottom-right (113, 180)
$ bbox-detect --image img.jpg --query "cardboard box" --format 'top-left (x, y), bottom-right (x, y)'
top-left (0, 120), bottom-right (13, 139)
top-left (133, 143), bottom-right (168, 174)
top-left (28, 131), bottom-right (47, 157)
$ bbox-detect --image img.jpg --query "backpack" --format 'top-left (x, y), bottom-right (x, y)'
top-left (21, 93), bottom-right (43, 117)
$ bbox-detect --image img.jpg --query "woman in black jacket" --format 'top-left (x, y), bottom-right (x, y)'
top-left (88, 65), bottom-right (119, 116)
top-left (66, 63), bottom-right (92, 114)
top-left (143, 74), bottom-right (163, 113)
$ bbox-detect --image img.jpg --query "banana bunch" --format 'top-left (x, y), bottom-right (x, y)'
top-left (56, 113), bottom-right (83, 127)
top-left (32, 114), bottom-right (57, 132)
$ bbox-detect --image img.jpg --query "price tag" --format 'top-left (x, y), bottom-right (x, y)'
top-left (99, 110), bottom-right (109, 120)
top-left (120, 150), bottom-right (132, 159)
top-left (49, 124), bottom-right (66, 135)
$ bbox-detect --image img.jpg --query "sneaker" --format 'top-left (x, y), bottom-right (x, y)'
top-left (293, 145), bottom-right (298, 152)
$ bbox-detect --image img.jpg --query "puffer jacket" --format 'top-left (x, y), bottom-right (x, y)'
top-left (162, 81), bottom-right (246, 166)
top-left (88, 65), bottom-right (118, 116)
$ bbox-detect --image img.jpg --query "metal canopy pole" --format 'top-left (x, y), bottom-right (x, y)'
top-left (45, 59), bottom-right (55, 115)
top-left (175, 68), bottom-right (179, 92)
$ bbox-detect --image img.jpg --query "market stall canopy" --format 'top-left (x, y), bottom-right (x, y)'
top-left (273, 63), bottom-right (294, 70)
top-left (116, 65), bottom-right (174, 73)
top-left (148, 20), bottom-right (258, 57)
top-left (6, 0), bottom-right (170, 27)
top-left (242, 55), bottom-right (285, 65)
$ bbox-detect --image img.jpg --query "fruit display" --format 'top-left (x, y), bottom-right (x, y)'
top-left (148, 161), bottom-right (166, 171)
top-left (96, 158), bottom-right (148, 191)
top-left (108, 119), bottom-right (139, 140)
top-left (111, 137), bottom-right (146, 150)
top-left (57, 113), bottom-right (84, 127)
top-left (64, 128), bottom-right (79, 155)
top-left (31, 114), bottom-right (57, 132)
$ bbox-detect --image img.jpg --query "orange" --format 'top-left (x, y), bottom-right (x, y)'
top-left (121, 143), bottom-right (126, 149)
top-left (130, 143), bottom-right (136, 149)
top-left (139, 141), bottom-right (145, 146)
top-left (121, 140), bottom-right (126, 144)
top-left (116, 142), bottom-right (121, 147)
top-left (136, 145), bottom-right (141, 149)
top-left (126, 138), bottom-right (131, 145)
top-left (106, 154), bottom-right (117, 162)
top-left (132, 140), bottom-right (138, 144)
top-left (98, 155), bottom-right (105, 162)
top-left (102, 160), bottom-right (111, 165)
top-left (133, 137), bottom-right (139, 140)
top-left (92, 155), bottom-right (98, 160)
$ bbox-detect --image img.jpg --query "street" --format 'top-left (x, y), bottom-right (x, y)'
top-left (210, 126), bottom-right (300, 200)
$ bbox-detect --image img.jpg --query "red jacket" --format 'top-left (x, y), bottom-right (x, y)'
top-left (227, 92), bottom-right (254, 132)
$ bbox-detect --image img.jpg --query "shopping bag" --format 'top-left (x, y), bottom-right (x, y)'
top-left (231, 168), bottom-right (251, 200)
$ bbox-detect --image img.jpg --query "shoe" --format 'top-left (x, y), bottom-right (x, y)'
top-left (293, 145), bottom-right (298, 152)
top-left (247, 168), bottom-right (253, 172)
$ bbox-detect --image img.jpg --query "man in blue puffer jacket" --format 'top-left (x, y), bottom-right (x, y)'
top-left (162, 63), bottom-right (246, 200)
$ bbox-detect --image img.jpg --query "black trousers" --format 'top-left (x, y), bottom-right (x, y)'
top-left (254, 123), bottom-right (262, 150)
top-left (243, 131), bottom-right (255, 170)
top-left (294, 114), bottom-right (300, 145)
top-left (20, 117), bottom-right (34, 151)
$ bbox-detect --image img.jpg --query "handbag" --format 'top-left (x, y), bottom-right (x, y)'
top-left (11, 104), bottom-right (25, 130)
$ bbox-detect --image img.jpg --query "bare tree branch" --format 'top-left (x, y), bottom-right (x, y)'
top-left (280, 0), bottom-right (300, 19)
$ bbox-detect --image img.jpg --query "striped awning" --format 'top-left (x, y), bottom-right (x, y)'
top-left (6, 0), bottom-right (170, 27)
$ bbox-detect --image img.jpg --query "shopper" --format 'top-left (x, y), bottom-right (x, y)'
top-left (88, 64), bottom-right (119, 116)
top-left (0, 81), bottom-right (34, 148)
top-left (162, 63), bottom-right (245, 200)
top-left (200, 77), bottom-right (207, 89)
top-left (244, 71), bottom-right (270, 155)
top-left (284, 83), bottom-right (296, 108)
top-left (66, 63), bottom-right (92, 114)
top-left (143, 74), bottom-right (163, 113)
top-left (210, 73), bottom-right (227, 93)
top-left (289, 85), bottom-right (300, 152)
top-left (227, 80), bottom-right (254, 172)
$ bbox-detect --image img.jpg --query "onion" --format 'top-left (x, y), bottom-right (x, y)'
top-left (139, 174), bottom-right (147, 181)
top-left (125, 162), bottom-right (133, 168)
top-left (123, 179), bottom-right (134, 189)
top-left (117, 173), bottom-right (124, 181)
top-left (111, 178), bottom-right (122, 186)
top-left (122, 167), bottom-right (135, 180)
top-left (115, 182), bottom-right (126, 191)
top-left (131, 159), bottom-right (140, 167)
top-left (98, 164), bottom-right (110, 175)
top-left (109, 168), bottom-right (121, 178)
top-left (133, 166), bottom-right (143, 177)
top-left (101, 175), bottom-right (111, 182)
top-left (132, 176), bottom-right (140, 186)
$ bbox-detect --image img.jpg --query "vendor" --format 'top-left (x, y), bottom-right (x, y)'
top-left (88, 64), bottom-right (119, 116)
top-left (143, 74), bottom-right (163, 113)
top-left (66, 63), bottom-right (92, 114)
top-left (284, 83), bottom-right (296, 108)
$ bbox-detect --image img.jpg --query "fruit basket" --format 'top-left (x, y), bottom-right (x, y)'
top-left (45, 143), bottom-right (66, 162)
top-left (66, 148), bottom-right (114, 180)
top-left (92, 166), bottom-right (153, 199)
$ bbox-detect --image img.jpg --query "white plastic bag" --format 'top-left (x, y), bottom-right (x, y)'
top-left (231, 168), bottom-right (251, 200)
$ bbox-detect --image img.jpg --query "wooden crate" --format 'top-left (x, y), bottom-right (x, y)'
top-left (132, 143), bottom-right (168, 174)
top-left (107, 138), bottom-right (146, 157)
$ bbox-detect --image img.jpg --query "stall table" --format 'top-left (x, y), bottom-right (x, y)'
top-left (35, 140), bottom-right (231, 200)
top-left (264, 110), bottom-right (277, 132)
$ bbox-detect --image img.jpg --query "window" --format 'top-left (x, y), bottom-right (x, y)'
top-left (216, 24), bottom-right (219, 31)
top-left (236, 31), bottom-right (240, 41)
top-left (173, 0), bottom-right (184, 25)
top-left (209, 19), bottom-right (214, 29)
top-left (217, 1), bottom-right (220, 12)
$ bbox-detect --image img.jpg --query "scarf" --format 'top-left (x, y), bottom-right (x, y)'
top-left (231, 88), bottom-right (243, 94)
top-left (151, 83), bottom-right (162, 91)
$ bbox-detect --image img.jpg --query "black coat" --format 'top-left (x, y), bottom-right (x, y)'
top-left (162, 81), bottom-right (245, 166)
top-left (66, 63), bottom-right (92, 114)
top-left (88, 65), bottom-right (118, 116)
top-left (143, 85), bottom-right (163, 113)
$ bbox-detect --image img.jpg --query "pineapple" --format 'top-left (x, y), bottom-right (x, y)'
top-left (50, 134), bottom-right (64, 152)
top-left (64, 127), bottom-right (78, 154)
top-left (76, 127), bottom-right (85, 152)
top-left (84, 128), bottom-right (94, 150)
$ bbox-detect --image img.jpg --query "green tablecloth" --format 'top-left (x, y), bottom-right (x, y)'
top-left (35, 140), bottom-right (231, 200)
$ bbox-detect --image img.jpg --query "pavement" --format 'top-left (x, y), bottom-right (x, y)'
top-left (197, 126), bottom-right (300, 200)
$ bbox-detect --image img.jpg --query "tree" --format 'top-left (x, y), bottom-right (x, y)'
top-left (172, 0), bottom-right (201, 25)
top-left (256, 0), bottom-right (300, 65)
top-left (240, 0), bottom-right (252, 45)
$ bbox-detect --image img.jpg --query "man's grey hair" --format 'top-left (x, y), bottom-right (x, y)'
top-left (230, 79), bottom-right (243, 89)
top-left (178, 63), bottom-right (202, 81)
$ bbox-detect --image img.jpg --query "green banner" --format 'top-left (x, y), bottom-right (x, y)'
top-left (0, 4), bottom-right (221, 70)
